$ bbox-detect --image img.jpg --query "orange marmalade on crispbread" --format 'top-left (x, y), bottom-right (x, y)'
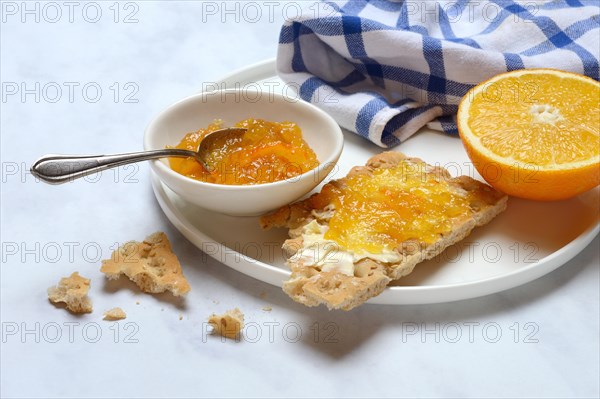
top-left (309, 159), bottom-right (479, 254)
top-left (169, 119), bottom-right (319, 185)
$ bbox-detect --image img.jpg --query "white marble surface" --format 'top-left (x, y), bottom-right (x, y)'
top-left (1, 2), bottom-right (599, 398)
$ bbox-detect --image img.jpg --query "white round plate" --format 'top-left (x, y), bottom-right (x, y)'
top-left (151, 59), bottom-right (600, 305)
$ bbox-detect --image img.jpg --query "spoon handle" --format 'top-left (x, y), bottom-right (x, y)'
top-left (31, 149), bottom-right (199, 184)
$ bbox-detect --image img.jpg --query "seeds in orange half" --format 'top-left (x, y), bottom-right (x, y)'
top-left (457, 68), bottom-right (599, 201)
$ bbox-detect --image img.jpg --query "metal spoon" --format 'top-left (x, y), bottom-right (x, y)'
top-left (30, 127), bottom-right (248, 184)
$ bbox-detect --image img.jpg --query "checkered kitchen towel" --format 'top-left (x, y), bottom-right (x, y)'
top-left (277, 0), bottom-right (600, 147)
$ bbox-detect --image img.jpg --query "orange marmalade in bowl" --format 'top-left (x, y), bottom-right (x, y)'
top-left (169, 119), bottom-right (320, 185)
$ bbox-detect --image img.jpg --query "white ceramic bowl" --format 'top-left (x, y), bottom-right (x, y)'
top-left (144, 90), bottom-right (343, 216)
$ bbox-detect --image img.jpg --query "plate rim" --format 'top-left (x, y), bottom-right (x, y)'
top-left (152, 170), bottom-right (599, 305)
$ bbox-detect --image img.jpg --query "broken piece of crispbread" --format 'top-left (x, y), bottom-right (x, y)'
top-left (100, 232), bottom-right (190, 297)
top-left (261, 152), bottom-right (508, 311)
top-left (47, 272), bottom-right (93, 314)
top-left (103, 307), bottom-right (126, 320)
top-left (208, 308), bottom-right (245, 339)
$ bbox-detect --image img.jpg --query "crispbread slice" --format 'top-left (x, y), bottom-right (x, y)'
top-left (261, 152), bottom-right (508, 310)
top-left (47, 272), bottom-right (93, 314)
top-left (100, 232), bottom-right (190, 297)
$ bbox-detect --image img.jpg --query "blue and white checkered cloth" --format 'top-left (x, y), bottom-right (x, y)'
top-left (277, 0), bottom-right (600, 147)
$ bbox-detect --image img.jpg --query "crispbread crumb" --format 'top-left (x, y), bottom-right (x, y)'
top-left (262, 306), bottom-right (272, 312)
top-left (136, 301), bottom-right (140, 305)
top-left (47, 272), bottom-right (93, 314)
top-left (103, 307), bottom-right (126, 320)
top-left (179, 314), bottom-right (183, 321)
top-left (208, 308), bottom-right (244, 339)
top-left (100, 232), bottom-right (190, 297)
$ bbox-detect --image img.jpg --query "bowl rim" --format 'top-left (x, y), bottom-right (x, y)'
top-left (143, 89), bottom-right (344, 191)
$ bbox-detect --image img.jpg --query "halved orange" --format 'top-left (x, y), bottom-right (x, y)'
top-left (457, 68), bottom-right (599, 201)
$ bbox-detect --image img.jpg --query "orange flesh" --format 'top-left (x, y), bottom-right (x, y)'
top-left (169, 119), bottom-right (319, 185)
top-left (310, 160), bottom-right (478, 254)
top-left (468, 74), bottom-right (599, 166)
